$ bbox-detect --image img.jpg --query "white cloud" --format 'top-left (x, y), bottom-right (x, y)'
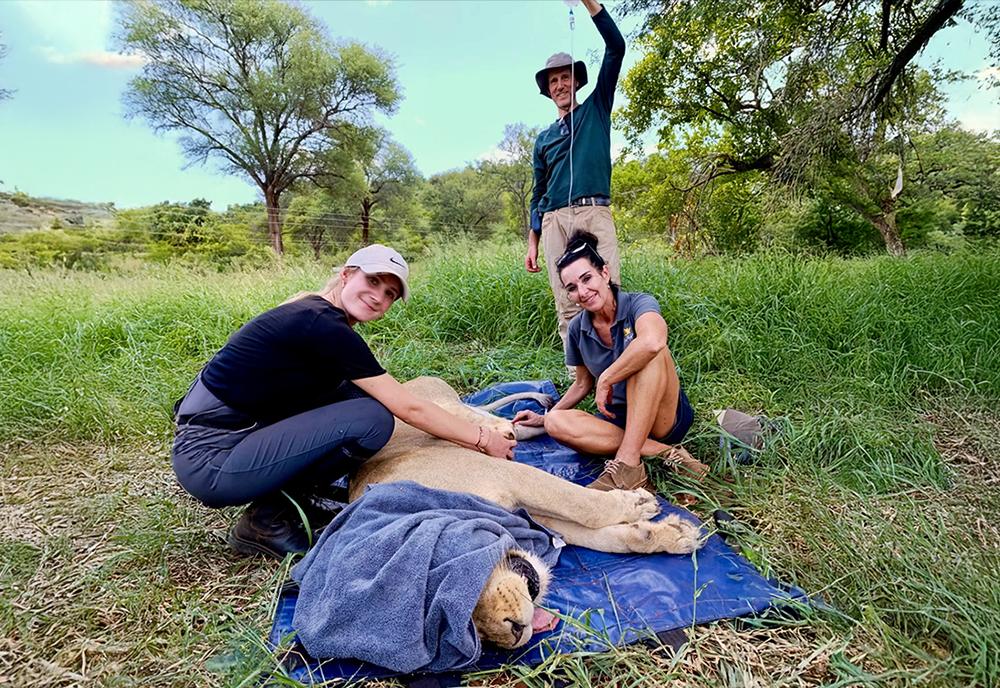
top-left (477, 146), bottom-right (514, 163)
top-left (975, 66), bottom-right (1000, 83)
top-left (78, 51), bottom-right (146, 69)
top-left (39, 46), bottom-right (71, 65)
top-left (39, 46), bottom-right (145, 70)
top-left (20, 0), bottom-right (140, 70)
top-left (948, 64), bottom-right (1000, 132)
top-left (956, 107), bottom-right (1000, 133)
top-left (698, 39), bottom-right (718, 61)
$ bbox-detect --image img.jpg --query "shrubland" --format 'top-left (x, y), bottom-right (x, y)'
top-left (1, 241), bottom-right (998, 685)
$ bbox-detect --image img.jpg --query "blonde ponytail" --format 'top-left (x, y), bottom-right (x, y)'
top-left (283, 266), bottom-right (356, 305)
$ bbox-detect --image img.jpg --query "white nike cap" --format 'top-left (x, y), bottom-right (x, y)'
top-left (344, 244), bottom-right (411, 301)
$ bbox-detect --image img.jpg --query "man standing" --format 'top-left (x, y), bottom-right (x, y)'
top-left (526, 0), bottom-right (624, 351)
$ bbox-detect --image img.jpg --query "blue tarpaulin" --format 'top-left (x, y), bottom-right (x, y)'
top-left (268, 380), bottom-right (807, 683)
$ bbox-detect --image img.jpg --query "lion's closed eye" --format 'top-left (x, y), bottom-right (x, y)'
top-left (472, 550), bottom-right (551, 649)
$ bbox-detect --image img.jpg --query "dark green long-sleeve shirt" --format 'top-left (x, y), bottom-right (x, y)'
top-left (530, 6), bottom-right (625, 225)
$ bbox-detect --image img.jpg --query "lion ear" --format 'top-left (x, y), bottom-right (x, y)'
top-left (530, 553), bottom-right (552, 601)
top-left (510, 549), bottom-right (551, 602)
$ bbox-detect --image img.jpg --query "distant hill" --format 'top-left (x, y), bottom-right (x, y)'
top-left (0, 191), bottom-right (116, 233)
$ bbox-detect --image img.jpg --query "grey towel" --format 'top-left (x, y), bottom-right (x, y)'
top-left (290, 481), bottom-right (561, 674)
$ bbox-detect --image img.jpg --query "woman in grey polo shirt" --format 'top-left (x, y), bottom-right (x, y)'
top-left (514, 230), bottom-right (708, 493)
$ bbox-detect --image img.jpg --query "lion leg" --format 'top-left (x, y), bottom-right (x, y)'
top-left (535, 513), bottom-right (703, 555)
top-left (503, 465), bottom-right (660, 528)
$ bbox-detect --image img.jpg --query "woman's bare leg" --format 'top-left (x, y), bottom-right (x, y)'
top-left (646, 347), bottom-right (683, 438)
top-left (545, 349), bottom-right (678, 466)
top-left (615, 349), bottom-right (673, 465)
top-left (545, 346), bottom-right (707, 477)
top-left (544, 410), bottom-right (673, 457)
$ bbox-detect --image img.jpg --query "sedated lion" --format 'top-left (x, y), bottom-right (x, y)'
top-left (348, 377), bottom-right (704, 650)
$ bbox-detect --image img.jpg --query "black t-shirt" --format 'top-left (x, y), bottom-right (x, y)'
top-left (200, 295), bottom-right (385, 424)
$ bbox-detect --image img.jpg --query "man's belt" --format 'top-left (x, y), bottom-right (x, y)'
top-left (570, 196), bottom-right (611, 207)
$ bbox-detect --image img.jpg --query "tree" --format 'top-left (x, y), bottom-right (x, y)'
top-left (905, 126), bottom-right (1000, 240)
top-left (117, 0), bottom-right (399, 254)
top-left (617, 0), bottom-right (972, 255)
top-left (612, 145), bottom-right (688, 243)
top-left (283, 187), bottom-right (359, 259)
top-left (477, 123), bottom-right (539, 236)
top-left (423, 169), bottom-right (504, 235)
top-left (353, 130), bottom-right (420, 245)
top-left (613, 142), bottom-right (768, 254)
top-left (0, 32), bottom-right (12, 102)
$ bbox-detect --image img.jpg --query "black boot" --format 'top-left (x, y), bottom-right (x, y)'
top-left (228, 496), bottom-right (311, 559)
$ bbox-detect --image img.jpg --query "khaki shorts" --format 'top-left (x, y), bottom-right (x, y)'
top-left (540, 205), bottom-right (620, 349)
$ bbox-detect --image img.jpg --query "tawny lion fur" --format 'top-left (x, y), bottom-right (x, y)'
top-left (348, 376), bottom-right (703, 648)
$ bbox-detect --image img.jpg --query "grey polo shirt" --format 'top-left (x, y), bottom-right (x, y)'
top-left (565, 289), bottom-right (661, 406)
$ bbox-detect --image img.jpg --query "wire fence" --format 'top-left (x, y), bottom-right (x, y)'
top-left (0, 203), bottom-right (520, 256)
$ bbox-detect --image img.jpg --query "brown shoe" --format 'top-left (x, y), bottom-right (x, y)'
top-left (587, 460), bottom-right (654, 493)
top-left (655, 446), bottom-right (709, 481)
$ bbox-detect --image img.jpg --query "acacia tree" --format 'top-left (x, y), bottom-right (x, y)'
top-left (283, 187), bottom-right (359, 259)
top-left (618, 0), bottom-right (971, 255)
top-left (117, 0), bottom-right (399, 254)
top-left (478, 123), bottom-right (539, 236)
top-left (353, 130), bottom-right (419, 245)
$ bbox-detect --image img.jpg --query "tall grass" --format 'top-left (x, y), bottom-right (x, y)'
top-left (3, 243), bottom-right (997, 448)
top-left (1, 241), bottom-right (999, 684)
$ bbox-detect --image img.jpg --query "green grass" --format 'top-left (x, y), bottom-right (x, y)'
top-left (1, 241), bottom-right (998, 686)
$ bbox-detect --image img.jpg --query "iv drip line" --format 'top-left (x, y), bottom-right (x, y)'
top-left (567, 2), bottom-right (576, 233)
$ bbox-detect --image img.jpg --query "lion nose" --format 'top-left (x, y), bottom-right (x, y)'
top-left (507, 619), bottom-right (525, 644)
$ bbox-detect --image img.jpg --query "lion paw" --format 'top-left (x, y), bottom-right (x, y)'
top-left (615, 489), bottom-right (660, 523)
top-left (626, 514), bottom-right (704, 554)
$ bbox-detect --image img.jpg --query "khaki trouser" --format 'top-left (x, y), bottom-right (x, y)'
top-left (541, 205), bottom-right (621, 360)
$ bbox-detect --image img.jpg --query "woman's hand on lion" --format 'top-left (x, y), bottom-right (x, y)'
top-left (512, 410), bottom-right (545, 427)
top-left (482, 428), bottom-right (517, 460)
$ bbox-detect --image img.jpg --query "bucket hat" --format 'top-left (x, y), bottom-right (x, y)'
top-left (534, 52), bottom-right (588, 97)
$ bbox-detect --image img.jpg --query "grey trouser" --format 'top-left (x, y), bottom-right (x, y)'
top-left (171, 378), bottom-right (394, 508)
top-left (541, 205), bottom-right (621, 351)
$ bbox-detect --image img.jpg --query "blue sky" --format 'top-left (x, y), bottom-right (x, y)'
top-left (0, 0), bottom-right (996, 210)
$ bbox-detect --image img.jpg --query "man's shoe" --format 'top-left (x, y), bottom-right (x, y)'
top-left (587, 460), bottom-right (654, 493)
top-left (228, 499), bottom-right (311, 559)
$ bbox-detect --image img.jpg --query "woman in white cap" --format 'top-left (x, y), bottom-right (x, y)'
top-left (171, 244), bottom-right (516, 558)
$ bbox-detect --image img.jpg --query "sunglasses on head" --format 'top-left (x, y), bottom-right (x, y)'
top-left (555, 242), bottom-right (603, 270)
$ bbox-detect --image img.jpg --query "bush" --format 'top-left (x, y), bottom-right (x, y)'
top-left (9, 190), bottom-right (32, 208)
top-left (789, 196), bottom-right (882, 255)
top-left (0, 228), bottom-right (111, 271)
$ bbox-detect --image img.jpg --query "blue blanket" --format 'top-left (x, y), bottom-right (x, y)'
top-left (270, 380), bottom-right (808, 683)
top-left (290, 481), bottom-right (561, 674)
